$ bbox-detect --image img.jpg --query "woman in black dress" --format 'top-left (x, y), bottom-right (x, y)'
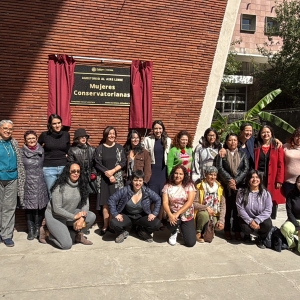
top-left (143, 120), bottom-right (172, 221)
top-left (94, 126), bottom-right (126, 235)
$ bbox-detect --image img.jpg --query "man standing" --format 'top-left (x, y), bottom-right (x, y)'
top-left (0, 120), bottom-right (25, 247)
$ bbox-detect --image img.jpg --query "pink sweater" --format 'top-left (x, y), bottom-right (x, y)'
top-left (284, 143), bottom-right (300, 183)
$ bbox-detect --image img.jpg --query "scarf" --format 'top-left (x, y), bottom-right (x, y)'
top-left (202, 181), bottom-right (220, 214)
top-left (226, 148), bottom-right (240, 177)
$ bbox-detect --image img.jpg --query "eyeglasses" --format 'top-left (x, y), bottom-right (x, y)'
top-left (70, 170), bottom-right (80, 174)
top-left (2, 127), bottom-right (13, 132)
top-left (207, 135), bottom-right (216, 138)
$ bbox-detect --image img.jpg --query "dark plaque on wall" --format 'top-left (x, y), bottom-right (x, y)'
top-left (71, 65), bottom-right (130, 106)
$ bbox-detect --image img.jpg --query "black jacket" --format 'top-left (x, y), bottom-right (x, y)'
top-left (108, 185), bottom-right (161, 218)
top-left (216, 150), bottom-right (249, 188)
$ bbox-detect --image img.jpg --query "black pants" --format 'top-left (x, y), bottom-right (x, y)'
top-left (110, 213), bottom-right (161, 234)
top-left (224, 190), bottom-right (240, 232)
top-left (239, 217), bottom-right (272, 240)
top-left (167, 218), bottom-right (196, 247)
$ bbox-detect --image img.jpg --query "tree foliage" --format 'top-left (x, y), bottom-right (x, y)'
top-left (211, 88), bottom-right (295, 142)
top-left (255, 0), bottom-right (300, 107)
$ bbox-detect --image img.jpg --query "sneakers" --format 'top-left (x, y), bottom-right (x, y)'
top-left (243, 234), bottom-right (252, 244)
top-left (137, 229), bottom-right (153, 243)
top-left (168, 230), bottom-right (178, 246)
top-left (256, 238), bottom-right (266, 249)
top-left (3, 238), bottom-right (14, 247)
top-left (115, 231), bottom-right (129, 243)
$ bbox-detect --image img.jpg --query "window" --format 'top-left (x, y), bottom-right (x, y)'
top-left (265, 17), bottom-right (279, 35)
top-left (240, 14), bottom-right (256, 32)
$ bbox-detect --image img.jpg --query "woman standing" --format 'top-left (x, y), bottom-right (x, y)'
top-left (192, 127), bottom-right (222, 183)
top-left (38, 114), bottom-right (70, 196)
top-left (143, 120), bottom-right (172, 196)
top-left (283, 127), bottom-right (300, 197)
top-left (254, 125), bottom-right (285, 219)
top-left (280, 175), bottom-right (300, 253)
top-left (216, 133), bottom-right (249, 240)
top-left (21, 130), bottom-right (49, 240)
top-left (194, 166), bottom-right (226, 243)
top-left (45, 162), bottom-right (96, 249)
top-left (108, 170), bottom-right (161, 243)
top-left (123, 130), bottom-right (151, 184)
top-left (94, 126), bottom-right (126, 235)
top-left (162, 165), bottom-right (196, 247)
top-left (167, 130), bottom-right (193, 176)
top-left (68, 128), bottom-right (97, 194)
top-left (236, 170), bottom-right (272, 249)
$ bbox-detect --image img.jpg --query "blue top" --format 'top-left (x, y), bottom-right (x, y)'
top-left (0, 139), bottom-right (18, 180)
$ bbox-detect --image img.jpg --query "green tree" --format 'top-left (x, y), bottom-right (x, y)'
top-left (255, 0), bottom-right (300, 107)
top-left (211, 88), bottom-right (295, 142)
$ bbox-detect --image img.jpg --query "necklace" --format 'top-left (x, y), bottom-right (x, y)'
top-left (1, 141), bottom-right (11, 156)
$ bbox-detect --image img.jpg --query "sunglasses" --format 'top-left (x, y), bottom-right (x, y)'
top-left (70, 169), bottom-right (80, 174)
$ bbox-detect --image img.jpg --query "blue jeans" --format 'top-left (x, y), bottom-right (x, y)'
top-left (43, 166), bottom-right (64, 197)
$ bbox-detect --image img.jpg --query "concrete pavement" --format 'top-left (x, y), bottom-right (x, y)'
top-left (0, 205), bottom-right (299, 300)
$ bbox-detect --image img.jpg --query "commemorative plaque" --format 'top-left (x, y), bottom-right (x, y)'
top-left (71, 65), bottom-right (130, 106)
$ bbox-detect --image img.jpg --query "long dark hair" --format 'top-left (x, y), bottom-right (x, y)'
top-left (123, 130), bottom-right (143, 156)
top-left (50, 162), bottom-right (89, 208)
top-left (100, 126), bottom-right (117, 144)
top-left (256, 125), bottom-right (277, 148)
top-left (150, 120), bottom-right (169, 150)
top-left (240, 170), bottom-right (265, 207)
top-left (201, 127), bottom-right (221, 149)
top-left (167, 165), bottom-right (193, 188)
top-left (47, 114), bottom-right (62, 133)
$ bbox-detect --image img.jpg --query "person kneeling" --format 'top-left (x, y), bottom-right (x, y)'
top-left (194, 166), bottom-right (225, 243)
top-left (45, 162), bottom-right (96, 249)
top-left (108, 170), bottom-right (161, 243)
top-left (236, 170), bottom-right (272, 249)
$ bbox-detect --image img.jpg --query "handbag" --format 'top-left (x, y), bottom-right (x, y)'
top-left (203, 217), bottom-right (214, 243)
top-left (88, 179), bottom-right (98, 194)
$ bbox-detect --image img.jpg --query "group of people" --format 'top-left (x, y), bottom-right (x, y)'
top-left (0, 116), bottom-right (300, 253)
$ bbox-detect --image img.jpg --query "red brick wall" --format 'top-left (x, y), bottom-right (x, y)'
top-left (0, 0), bottom-right (227, 230)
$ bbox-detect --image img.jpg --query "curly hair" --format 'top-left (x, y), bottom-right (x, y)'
top-left (123, 130), bottom-right (143, 156)
top-left (288, 127), bottom-right (300, 149)
top-left (23, 130), bottom-right (38, 140)
top-left (201, 128), bottom-right (221, 149)
top-left (167, 165), bottom-right (193, 187)
top-left (150, 120), bottom-right (170, 150)
top-left (256, 125), bottom-right (277, 148)
top-left (172, 130), bottom-right (193, 149)
top-left (50, 162), bottom-right (89, 208)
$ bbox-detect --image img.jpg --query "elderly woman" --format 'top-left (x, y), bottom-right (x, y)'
top-left (192, 128), bottom-right (222, 184)
top-left (68, 128), bottom-right (97, 194)
top-left (216, 133), bottom-right (249, 241)
top-left (194, 166), bottom-right (226, 243)
top-left (94, 126), bottom-right (126, 235)
top-left (21, 130), bottom-right (49, 240)
top-left (280, 175), bottom-right (300, 253)
top-left (236, 170), bottom-right (272, 249)
top-left (123, 130), bottom-right (151, 184)
top-left (162, 165), bottom-right (196, 247)
top-left (283, 127), bottom-right (300, 197)
top-left (0, 120), bottom-right (25, 247)
top-left (44, 162), bottom-right (96, 249)
top-left (38, 114), bottom-right (70, 196)
top-left (167, 130), bottom-right (193, 176)
top-left (108, 170), bottom-right (161, 243)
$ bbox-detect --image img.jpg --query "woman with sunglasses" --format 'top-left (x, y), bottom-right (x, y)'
top-left (44, 162), bottom-right (96, 249)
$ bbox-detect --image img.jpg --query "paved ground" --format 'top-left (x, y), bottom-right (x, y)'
top-left (1, 205), bottom-right (299, 300)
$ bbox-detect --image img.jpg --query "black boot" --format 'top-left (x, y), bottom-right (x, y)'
top-left (27, 220), bottom-right (35, 240)
top-left (34, 213), bottom-right (44, 239)
top-left (271, 204), bottom-right (278, 220)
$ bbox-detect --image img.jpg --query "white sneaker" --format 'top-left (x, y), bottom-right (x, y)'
top-left (168, 231), bottom-right (178, 246)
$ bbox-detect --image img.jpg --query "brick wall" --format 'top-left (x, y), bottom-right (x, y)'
top-left (0, 0), bottom-right (227, 230)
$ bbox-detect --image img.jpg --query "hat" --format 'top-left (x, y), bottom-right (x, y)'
top-left (74, 128), bottom-right (89, 140)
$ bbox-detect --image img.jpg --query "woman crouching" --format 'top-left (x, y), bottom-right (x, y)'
top-left (194, 166), bottom-right (226, 243)
top-left (108, 170), bottom-right (161, 243)
top-left (162, 165), bottom-right (196, 247)
top-left (236, 170), bottom-right (272, 249)
top-left (44, 162), bottom-right (96, 249)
